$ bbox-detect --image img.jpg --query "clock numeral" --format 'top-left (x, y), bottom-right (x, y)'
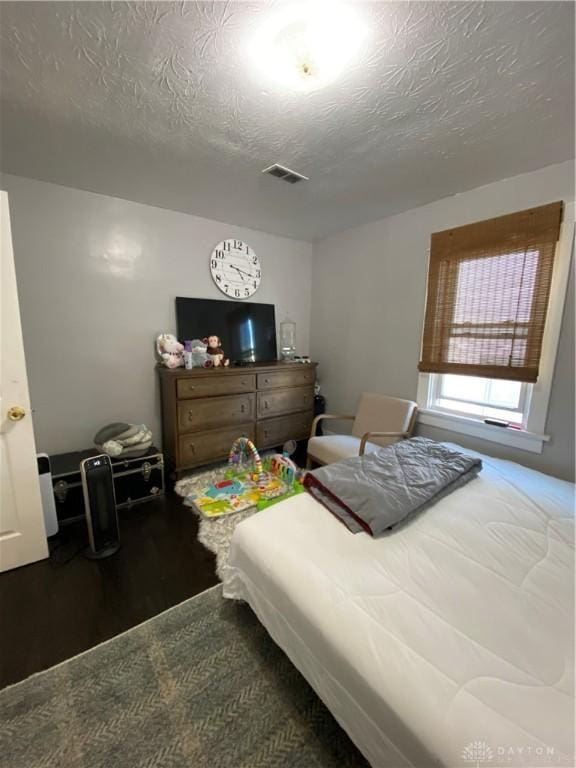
top-left (215, 274), bottom-right (222, 282)
top-left (234, 289), bottom-right (240, 298)
top-left (253, 280), bottom-right (258, 289)
top-left (234, 239), bottom-right (242, 249)
top-left (223, 242), bottom-right (231, 251)
top-left (215, 250), bottom-right (225, 259)
top-left (255, 270), bottom-right (261, 278)
top-left (211, 259), bottom-right (218, 269)
top-left (252, 256), bottom-right (258, 264)
top-left (245, 288), bottom-right (250, 296)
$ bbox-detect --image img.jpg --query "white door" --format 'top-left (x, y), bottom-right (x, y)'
top-left (0, 190), bottom-right (48, 571)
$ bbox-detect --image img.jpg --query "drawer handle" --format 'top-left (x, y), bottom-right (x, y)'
top-left (240, 404), bottom-right (246, 413)
top-left (264, 401), bottom-right (269, 410)
top-left (188, 384), bottom-right (195, 391)
top-left (264, 378), bottom-right (270, 384)
top-left (188, 411), bottom-right (194, 422)
top-left (241, 380), bottom-right (248, 386)
top-left (264, 430), bottom-right (269, 438)
top-left (188, 444), bottom-right (196, 455)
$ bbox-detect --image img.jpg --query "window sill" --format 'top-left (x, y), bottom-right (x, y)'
top-left (417, 409), bottom-right (549, 454)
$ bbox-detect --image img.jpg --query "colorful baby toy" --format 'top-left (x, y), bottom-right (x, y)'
top-left (188, 437), bottom-right (304, 518)
top-left (228, 437), bottom-right (264, 481)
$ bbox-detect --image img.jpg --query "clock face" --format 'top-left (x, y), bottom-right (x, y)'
top-left (210, 239), bottom-right (261, 299)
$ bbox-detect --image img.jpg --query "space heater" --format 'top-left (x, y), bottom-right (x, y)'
top-left (80, 454), bottom-right (120, 559)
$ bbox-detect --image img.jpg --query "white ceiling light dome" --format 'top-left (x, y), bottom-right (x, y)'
top-left (249, 1), bottom-right (368, 92)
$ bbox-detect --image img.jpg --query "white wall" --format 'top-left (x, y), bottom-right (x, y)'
top-left (311, 161), bottom-right (575, 481)
top-left (1, 174), bottom-right (313, 455)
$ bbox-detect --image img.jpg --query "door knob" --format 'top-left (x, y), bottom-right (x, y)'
top-left (7, 406), bottom-right (26, 421)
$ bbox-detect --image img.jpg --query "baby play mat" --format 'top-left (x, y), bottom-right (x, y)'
top-left (188, 470), bottom-right (303, 518)
top-left (188, 439), bottom-right (304, 519)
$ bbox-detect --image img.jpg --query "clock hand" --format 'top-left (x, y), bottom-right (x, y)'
top-left (231, 265), bottom-right (254, 280)
top-left (230, 265), bottom-right (247, 282)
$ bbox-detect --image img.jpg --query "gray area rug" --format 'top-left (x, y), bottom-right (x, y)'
top-left (0, 586), bottom-right (368, 768)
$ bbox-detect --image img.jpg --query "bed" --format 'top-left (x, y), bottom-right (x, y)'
top-left (223, 445), bottom-right (575, 767)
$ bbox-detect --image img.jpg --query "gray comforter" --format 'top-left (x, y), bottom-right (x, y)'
top-left (304, 437), bottom-right (482, 535)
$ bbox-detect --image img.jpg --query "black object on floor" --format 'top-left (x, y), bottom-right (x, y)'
top-left (0, 492), bottom-right (218, 689)
top-left (81, 454), bottom-right (121, 559)
top-left (314, 393), bottom-right (327, 434)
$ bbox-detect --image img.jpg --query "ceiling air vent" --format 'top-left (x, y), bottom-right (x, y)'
top-left (262, 164), bottom-right (309, 184)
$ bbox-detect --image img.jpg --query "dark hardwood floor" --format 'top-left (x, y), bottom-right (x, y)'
top-left (0, 492), bottom-right (219, 689)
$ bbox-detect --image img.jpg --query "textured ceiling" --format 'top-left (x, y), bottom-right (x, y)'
top-left (0, 1), bottom-right (574, 241)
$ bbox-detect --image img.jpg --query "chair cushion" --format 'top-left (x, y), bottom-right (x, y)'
top-left (307, 435), bottom-right (381, 465)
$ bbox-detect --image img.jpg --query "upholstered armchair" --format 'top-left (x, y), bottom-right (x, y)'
top-left (306, 393), bottom-right (417, 468)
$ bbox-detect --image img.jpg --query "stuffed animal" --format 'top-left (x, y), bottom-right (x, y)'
top-left (156, 333), bottom-right (184, 369)
top-left (190, 339), bottom-right (211, 368)
top-left (203, 335), bottom-right (230, 367)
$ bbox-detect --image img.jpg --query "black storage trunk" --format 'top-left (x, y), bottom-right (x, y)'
top-left (51, 447), bottom-right (164, 525)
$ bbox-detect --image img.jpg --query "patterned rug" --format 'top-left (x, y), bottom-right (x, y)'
top-left (0, 586), bottom-right (368, 768)
top-left (175, 464), bottom-right (263, 579)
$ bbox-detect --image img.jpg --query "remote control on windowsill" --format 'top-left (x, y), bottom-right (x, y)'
top-left (484, 419), bottom-right (524, 431)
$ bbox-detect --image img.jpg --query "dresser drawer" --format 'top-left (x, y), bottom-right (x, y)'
top-left (179, 424), bottom-right (255, 467)
top-left (257, 386), bottom-right (314, 419)
top-left (257, 412), bottom-right (312, 449)
top-left (176, 374), bottom-right (255, 400)
top-left (257, 368), bottom-right (316, 390)
top-left (178, 394), bottom-right (255, 433)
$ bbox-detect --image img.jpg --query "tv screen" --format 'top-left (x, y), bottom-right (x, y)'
top-left (175, 297), bottom-right (277, 364)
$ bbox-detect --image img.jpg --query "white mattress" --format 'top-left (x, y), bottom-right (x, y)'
top-left (223, 447), bottom-right (575, 767)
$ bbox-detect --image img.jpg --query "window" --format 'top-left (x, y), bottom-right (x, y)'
top-left (430, 374), bottom-right (530, 425)
top-left (416, 200), bottom-right (574, 454)
top-left (418, 201), bottom-right (564, 382)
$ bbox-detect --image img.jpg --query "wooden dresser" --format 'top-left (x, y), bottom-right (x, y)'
top-left (158, 362), bottom-right (317, 476)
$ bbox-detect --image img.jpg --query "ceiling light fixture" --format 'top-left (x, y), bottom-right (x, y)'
top-left (249, 1), bottom-right (367, 92)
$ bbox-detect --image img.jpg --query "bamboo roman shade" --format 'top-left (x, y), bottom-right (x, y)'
top-left (418, 201), bottom-right (564, 383)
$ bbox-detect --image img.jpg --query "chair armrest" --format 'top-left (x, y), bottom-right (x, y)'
top-left (359, 431), bottom-right (411, 456)
top-left (309, 413), bottom-right (354, 439)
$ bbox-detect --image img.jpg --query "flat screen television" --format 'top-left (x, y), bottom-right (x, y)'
top-left (175, 297), bottom-right (277, 365)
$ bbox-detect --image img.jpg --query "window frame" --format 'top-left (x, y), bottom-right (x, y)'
top-left (417, 202), bottom-right (574, 454)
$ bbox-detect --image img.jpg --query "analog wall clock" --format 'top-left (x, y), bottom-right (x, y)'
top-left (210, 239), bottom-right (261, 299)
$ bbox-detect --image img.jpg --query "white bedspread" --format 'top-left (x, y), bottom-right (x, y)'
top-left (223, 448), bottom-right (575, 767)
